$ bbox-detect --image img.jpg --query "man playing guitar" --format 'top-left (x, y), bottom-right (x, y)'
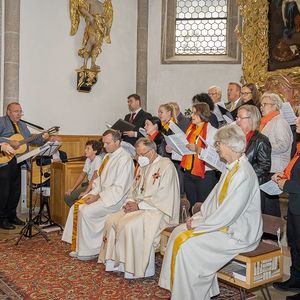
top-left (0, 102), bottom-right (49, 230)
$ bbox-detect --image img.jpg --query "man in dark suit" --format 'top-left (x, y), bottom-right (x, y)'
top-left (123, 94), bottom-right (152, 145)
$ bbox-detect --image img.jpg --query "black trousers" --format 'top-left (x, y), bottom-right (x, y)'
top-left (287, 209), bottom-right (300, 279)
top-left (184, 170), bottom-right (218, 213)
top-left (0, 158), bottom-right (21, 220)
top-left (261, 173), bottom-right (281, 217)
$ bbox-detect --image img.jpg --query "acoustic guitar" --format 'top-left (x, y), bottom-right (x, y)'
top-left (0, 126), bottom-right (60, 164)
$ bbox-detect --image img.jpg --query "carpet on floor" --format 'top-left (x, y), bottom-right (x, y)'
top-left (0, 232), bottom-right (253, 299)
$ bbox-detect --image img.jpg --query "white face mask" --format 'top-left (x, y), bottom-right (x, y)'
top-left (138, 155), bottom-right (150, 167)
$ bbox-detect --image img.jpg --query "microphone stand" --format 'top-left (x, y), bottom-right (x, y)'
top-left (21, 119), bottom-right (44, 131)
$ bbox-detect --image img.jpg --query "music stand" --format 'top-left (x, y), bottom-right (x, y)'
top-left (32, 142), bottom-right (63, 231)
top-left (16, 143), bottom-right (57, 245)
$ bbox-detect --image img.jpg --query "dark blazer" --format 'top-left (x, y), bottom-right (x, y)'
top-left (153, 132), bottom-right (168, 157)
top-left (210, 113), bottom-right (219, 129)
top-left (177, 112), bottom-right (190, 133)
top-left (283, 156), bottom-right (300, 214)
top-left (245, 130), bottom-right (271, 185)
top-left (123, 109), bottom-right (152, 145)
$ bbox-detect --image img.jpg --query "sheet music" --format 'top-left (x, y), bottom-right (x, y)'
top-left (105, 122), bottom-right (112, 128)
top-left (223, 114), bottom-right (234, 124)
top-left (169, 121), bottom-right (186, 136)
top-left (260, 180), bottom-right (282, 196)
top-left (280, 102), bottom-right (297, 125)
top-left (17, 147), bottom-right (42, 164)
top-left (199, 145), bottom-right (226, 173)
top-left (163, 134), bottom-right (195, 155)
top-left (16, 142), bottom-right (62, 164)
top-left (171, 150), bottom-right (182, 161)
top-left (214, 105), bottom-right (224, 122)
top-left (138, 128), bottom-right (147, 137)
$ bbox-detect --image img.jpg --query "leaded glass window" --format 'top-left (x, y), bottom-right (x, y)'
top-left (175, 0), bottom-right (228, 55)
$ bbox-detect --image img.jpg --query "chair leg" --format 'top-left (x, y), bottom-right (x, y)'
top-left (261, 286), bottom-right (272, 300)
top-left (239, 287), bottom-right (247, 300)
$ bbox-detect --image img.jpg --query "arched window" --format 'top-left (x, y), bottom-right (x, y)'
top-left (162, 0), bottom-right (240, 63)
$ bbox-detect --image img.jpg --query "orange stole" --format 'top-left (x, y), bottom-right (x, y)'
top-left (170, 162), bottom-right (239, 288)
top-left (284, 143), bottom-right (300, 180)
top-left (180, 122), bottom-right (208, 177)
top-left (71, 155), bottom-right (110, 252)
top-left (259, 111), bottom-right (280, 132)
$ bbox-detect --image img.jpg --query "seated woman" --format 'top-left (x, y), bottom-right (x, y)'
top-left (181, 103), bottom-right (218, 213)
top-left (259, 92), bottom-right (293, 216)
top-left (144, 116), bottom-right (167, 157)
top-left (236, 105), bottom-right (271, 213)
top-left (272, 115), bottom-right (300, 298)
top-left (159, 125), bottom-right (263, 300)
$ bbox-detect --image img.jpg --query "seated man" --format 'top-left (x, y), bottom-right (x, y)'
top-left (64, 140), bottom-right (103, 207)
top-left (159, 125), bottom-right (263, 300)
top-left (98, 138), bottom-right (180, 279)
top-left (62, 130), bottom-right (134, 260)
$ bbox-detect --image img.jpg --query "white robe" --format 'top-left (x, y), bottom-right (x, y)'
top-left (159, 155), bottom-right (263, 300)
top-left (98, 156), bottom-right (180, 278)
top-left (62, 147), bottom-right (134, 256)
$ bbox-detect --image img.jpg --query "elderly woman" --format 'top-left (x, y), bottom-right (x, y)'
top-left (259, 92), bottom-right (293, 216)
top-left (272, 116), bottom-right (300, 298)
top-left (181, 103), bottom-right (218, 211)
top-left (159, 125), bottom-right (263, 300)
top-left (236, 105), bottom-right (271, 213)
top-left (144, 116), bottom-right (167, 157)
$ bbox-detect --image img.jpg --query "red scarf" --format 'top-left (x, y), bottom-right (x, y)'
top-left (284, 143), bottom-right (300, 180)
top-left (148, 131), bottom-right (159, 141)
top-left (246, 130), bottom-right (254, 145)
top-left (259, 111), bottom-right (280, 132)
top-left (180, 122), bottom-right (208, 178)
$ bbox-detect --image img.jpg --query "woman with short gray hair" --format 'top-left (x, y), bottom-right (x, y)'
top-left (159, 124), bottom-right (262, 300)
top-left (259, 92), bottom-right (293, 216)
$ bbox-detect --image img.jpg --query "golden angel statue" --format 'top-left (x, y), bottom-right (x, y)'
top-left (69, 0), bottom-right (113, 71)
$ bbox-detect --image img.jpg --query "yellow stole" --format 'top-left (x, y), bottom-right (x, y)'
top-left (170, 162), bottom-right (239, 288)
top-left (71, 154), bottom-right (110, 252)
top-left (161, 117), bottom-right (176, 132)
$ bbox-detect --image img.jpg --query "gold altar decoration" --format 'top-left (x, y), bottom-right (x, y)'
top-left (236, 0), bottom-right (300, 89)
top-left (69, 0), bottom-right (113, 92)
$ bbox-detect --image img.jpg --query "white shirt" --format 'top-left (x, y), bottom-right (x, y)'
top-left (83, 155), bottom-right (102, 181)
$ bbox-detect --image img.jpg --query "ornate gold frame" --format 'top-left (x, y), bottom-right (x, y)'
top-left (236, 0), bottom-right (300, 88)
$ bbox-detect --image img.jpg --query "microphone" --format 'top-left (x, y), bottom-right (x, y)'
top-left (21, 119), bottom-right (44, 131)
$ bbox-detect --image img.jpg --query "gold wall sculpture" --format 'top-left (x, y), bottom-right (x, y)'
top-left (236, 0), bottom-right (300, 89)
top-left (69, 0), bottom-right (113, 92)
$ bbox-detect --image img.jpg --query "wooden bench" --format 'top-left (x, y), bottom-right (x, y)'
top-left (160, 213), bottom-right (284, 300)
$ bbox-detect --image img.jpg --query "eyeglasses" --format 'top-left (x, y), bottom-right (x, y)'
top-left (260, 102), bottom-right (274, 108)
top-left (10, 110), bottom-right (23, 114)
top-left (208, 92), bottom-right (218, 96)
top-left (236, 116), bottom-right (250, 120)
top-left (241, 92), bottom-right (252, 96)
